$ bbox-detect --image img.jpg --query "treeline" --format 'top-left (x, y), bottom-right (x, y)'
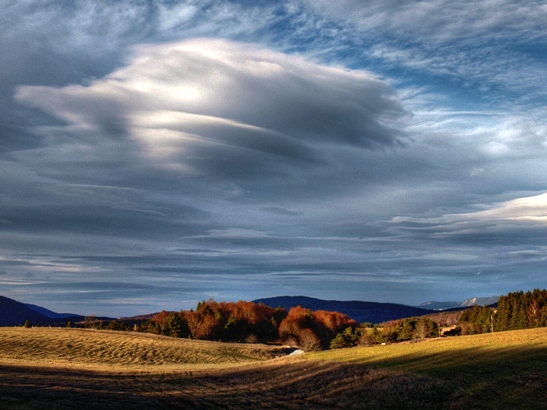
top-left (77, 300), bottom-right (373, 350)
top-left (327, 316), bottom-right (440, 349)
top-left (21, 299), bottom-right (449, 350)
top-left (381, 316), bottom-right (439, 342)
top-left (71, 299), bottom-right (444, 350)
top-left (458, 289), bottom-right (547, 334)
top-left (139, 300), bottom-right (286, 343)
top-left (137, 300), bottom-right (358, 351)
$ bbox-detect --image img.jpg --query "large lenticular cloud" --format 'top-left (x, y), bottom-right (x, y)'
top-left (15, 39), bottom-right (405, 177)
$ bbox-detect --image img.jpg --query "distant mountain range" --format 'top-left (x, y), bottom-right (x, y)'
top-left (418, 296), bottom-right (499, 311)
top-left (0, 294), bottom-right (499, 327)
top-left (254, 295), bottom-right (499, 324)
top-left (254, 296), bottom-right (436, 324)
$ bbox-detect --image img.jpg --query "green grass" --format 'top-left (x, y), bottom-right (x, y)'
top-left (305, 328), bottom-right (547, 409)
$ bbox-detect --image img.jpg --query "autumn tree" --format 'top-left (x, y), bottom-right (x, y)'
top-left (279, 306), bottom-right (357, 350)
top-left (182, 300), bottom-right (287, 342)
top-left (299, 328), bottom-right (321, 351)
top-left (83, 315), bottom-right (97, 329)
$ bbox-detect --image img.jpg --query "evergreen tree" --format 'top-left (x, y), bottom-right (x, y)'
top-left (330, 327), bottom-right (358, 349)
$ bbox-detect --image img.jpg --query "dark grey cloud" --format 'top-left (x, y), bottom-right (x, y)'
top-left (0, 204), bottom-right (210, 238)
top-left (1, 1), bottom-right (547, 316)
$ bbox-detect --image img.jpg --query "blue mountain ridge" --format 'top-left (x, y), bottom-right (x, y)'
top-left (1, 295), bottom-right (498, 327)
top-left (0, 296), bottom-right (86, 326)
top-left (25, 303), bottom-right (80, 319)
top-left (254, 296), bottom-right (437, 324)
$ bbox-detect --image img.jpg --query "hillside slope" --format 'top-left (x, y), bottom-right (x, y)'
top-left (0, 296), bottom-right (85, 326)
top-left (25, 303), bottom-right (79, 319)
top-left (2, 327), bottom-right (546, 409)
top-left (0, 327), bottom-right (459, 409)
top-left (0, 296), bottom-right (51, 326)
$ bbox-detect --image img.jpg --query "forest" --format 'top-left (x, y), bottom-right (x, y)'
top-left (138, 301), bottom-right (359, 351)
top-left (457, 289), bottom-right (547, 334)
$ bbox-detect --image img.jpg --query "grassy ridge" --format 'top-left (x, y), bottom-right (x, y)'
top-left (306, 328), bottom-right (547, 408)
top-left (0, 327), bottom-right (281, 371)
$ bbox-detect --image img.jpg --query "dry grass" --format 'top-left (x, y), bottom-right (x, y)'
top-left (1, 327), bottom-right (546, 408)
top-left (0, 327), bottom-right (458, 409)
top-left (0, 327), bottom-right (280, 372)
top-left (0, 359), bottom-right (455, 409)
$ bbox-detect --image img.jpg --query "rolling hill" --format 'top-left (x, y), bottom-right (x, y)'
top-left (1, 326), bottom-right (546, 409)
top-left (25, 303), bottom-right (80, 319)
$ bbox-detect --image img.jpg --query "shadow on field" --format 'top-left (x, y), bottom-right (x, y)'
top-left (0, 360), bottom-right (461, 409)
top-left (341, 343), bottom-right (547, 409)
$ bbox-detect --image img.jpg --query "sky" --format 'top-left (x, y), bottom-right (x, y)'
top-left (1, 0), bottom-right (547, 317)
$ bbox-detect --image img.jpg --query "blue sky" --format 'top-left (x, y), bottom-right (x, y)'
top-left (1, 0), bottom-right (547, 316)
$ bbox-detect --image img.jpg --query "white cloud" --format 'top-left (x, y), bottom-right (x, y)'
top-left (392, 192), bottom-right (547, 235)
top-left (157, 3), bottom-right (199, 32)
top-left (304, 0), bottom-right (547, 42)
top-left (485, 193), bottom-right (547, 222)
top-left (304, 0), bottom-right (547, 106)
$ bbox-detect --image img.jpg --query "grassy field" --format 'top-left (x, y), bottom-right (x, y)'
top-left (306, 328), bottom-right (547, 409)
top-left (0, 327), bottom-right (282, 371)
top-left (0, 327), bottom-right (546, 409)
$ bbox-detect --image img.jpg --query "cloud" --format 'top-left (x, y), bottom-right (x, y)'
top-left (390, 192), bottom-right (547, 241)
top-left (16, 39), bottom-right (405, 158)
top-left (12, 38), bottom-right (407, 208)
top-left (0, 0), bottom-right (290, 155)
top-left (304, 0), bottom-right (547, 106)
top-left (304, 0), bottom-right (547, 43)
top-left (467, 193), bottom-right (547, 223)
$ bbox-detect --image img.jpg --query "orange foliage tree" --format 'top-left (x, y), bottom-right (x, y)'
top-left (278, 306), bottom-right (357, 350)
top-left (139, 300), bottom-right (357, 350)
top-left (183, 299), bottom-right (287, 342)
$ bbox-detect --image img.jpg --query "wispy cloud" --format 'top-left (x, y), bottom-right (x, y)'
top-left (305, 0), bottom-right (547, 107)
